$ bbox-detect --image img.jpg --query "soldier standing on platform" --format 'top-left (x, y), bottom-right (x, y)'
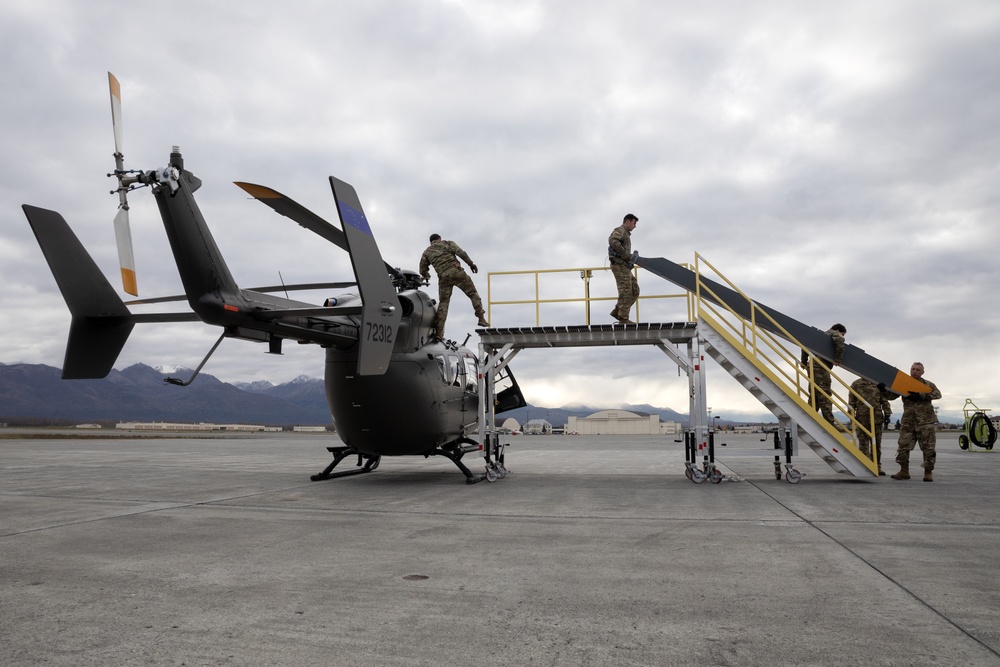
top-left (419, 234), bottom-right (489, 341)
top-left (608, 214), bottom-right (639, 324)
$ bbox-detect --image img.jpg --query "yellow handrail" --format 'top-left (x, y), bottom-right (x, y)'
top-left (691, 253), bottom-right (877, 469)
top-left (485, 255), bottom-right (878, 470)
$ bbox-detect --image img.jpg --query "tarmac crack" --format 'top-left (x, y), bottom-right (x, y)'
top-left (744, 478), bottom-right (1000, 660)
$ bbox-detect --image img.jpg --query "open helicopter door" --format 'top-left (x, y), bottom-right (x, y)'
top-left (329, 176), bottom-right (402, 375)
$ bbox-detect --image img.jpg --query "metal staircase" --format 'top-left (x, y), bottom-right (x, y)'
top-left (698, 315), bottom-right (877, 477)
top-left (681, 252), bottom-right (878, 478)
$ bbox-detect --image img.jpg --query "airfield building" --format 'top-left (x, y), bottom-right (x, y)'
top-left (567, 410), bottom-right (681, 435)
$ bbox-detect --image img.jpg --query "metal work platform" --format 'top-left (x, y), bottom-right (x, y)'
top-left (476, 320), bottom-right (723, 483)
top-left (477, 321), bottom-right (697, 348)
top-left (476, 253), bottom-right (900, 484)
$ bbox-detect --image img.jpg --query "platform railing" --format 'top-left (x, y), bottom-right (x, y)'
top-left (690, 254), bottom-right (878, 469)
top-left (486, 265), bottom-right (693, 326)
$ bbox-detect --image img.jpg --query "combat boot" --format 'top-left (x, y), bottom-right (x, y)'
top-left (890, 465), bottom-right (910, 480)
top-left (923, 470), bottom-right (933, 482)
top-left (476, 313), bottom-right (489, 328)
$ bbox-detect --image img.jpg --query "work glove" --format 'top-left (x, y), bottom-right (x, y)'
top-left (470, 264), bottom-right (479, 274)
top-left (876, 382), bottom-right (886, 392)
top-left (883, 415), bottom-right (891, 427)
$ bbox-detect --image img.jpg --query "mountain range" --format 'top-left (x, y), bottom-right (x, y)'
top-left (0, 362), bottom-right (331, 426)
top-left (0, 362), bottom-right (698, 427)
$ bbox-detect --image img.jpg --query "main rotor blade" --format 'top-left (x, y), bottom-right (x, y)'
top-left (108, 72), bottom-right (123, 155)
top-left (123, 281), bottom-right (357, 306)
top-left (234, 181), bottom-right (397, 275)
top-left (113, 207), bottom-right (138, 296)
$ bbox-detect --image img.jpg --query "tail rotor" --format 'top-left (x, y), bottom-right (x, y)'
top-left (108, 71), bottom-right (138, 296)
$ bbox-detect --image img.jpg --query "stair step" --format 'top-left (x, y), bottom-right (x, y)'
top-left (700, 328), bottom-right (876, 479)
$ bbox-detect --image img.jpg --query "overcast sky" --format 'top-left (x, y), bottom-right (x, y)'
top-left (3, 0), bottom-right (998, 421)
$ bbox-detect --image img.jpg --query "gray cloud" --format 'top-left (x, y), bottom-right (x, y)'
top-left (3, 0), bottom-right (997, 419)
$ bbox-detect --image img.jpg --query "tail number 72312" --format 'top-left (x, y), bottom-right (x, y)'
top-left (365, 322), bottom-right (394, 344)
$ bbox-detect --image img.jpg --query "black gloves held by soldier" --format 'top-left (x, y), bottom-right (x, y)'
top-left (883, 415), bottom-right (891, 427)
top-left (876, 382), bottom-right (886, 392)
top-left (470, 264), bottom-right (478, 274)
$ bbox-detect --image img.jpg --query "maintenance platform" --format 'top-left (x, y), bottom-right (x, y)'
top-left (476, 253), bottom-right (931, 484)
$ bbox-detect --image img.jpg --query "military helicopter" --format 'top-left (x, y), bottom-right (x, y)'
top-left (22, 73), bottom-right (525, 484)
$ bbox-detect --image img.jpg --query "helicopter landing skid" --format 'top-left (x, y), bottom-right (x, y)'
top-left (310, 446), bottom-right (381, 481)
top-left (432, 446), bottom-right (488, 484)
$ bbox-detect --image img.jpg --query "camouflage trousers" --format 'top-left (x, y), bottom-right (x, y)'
top-left (611, 264), bottom-right (639, 319)
top-left (855, 410), bottom-right (885, 464)
top-left (435, 270), bottom-right (484, 340)
top-left (896, 422), bottom-right (936, 471)
top-left (808, 363), bottom-right (837, 425)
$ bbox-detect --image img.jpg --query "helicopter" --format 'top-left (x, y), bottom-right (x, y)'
top-left (22, 73), bottom-right (525, 484)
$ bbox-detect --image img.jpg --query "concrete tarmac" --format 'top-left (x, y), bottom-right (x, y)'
top-left (2, 429), bottom-right (998, 666)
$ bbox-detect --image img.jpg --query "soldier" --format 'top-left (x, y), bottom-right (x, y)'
top-left (608, 213), bottom-right (639, 324)
top-left (419, 234), bottom-right (488, 341)
top-left (848, 376), bottom-right (892, 475)
top-left (800, 324), bottom-right (847, 431)
top-left (888, 362), bottom-right (942, 482)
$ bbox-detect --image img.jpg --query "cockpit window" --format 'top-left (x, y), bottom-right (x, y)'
top-left (436, 355), bottom-right (452, 385)
top-left (449, 355), bottom-right (463, 387)
top-left (464, 357), bottom-right (478, 393)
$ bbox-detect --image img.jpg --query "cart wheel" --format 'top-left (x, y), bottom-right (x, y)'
top-left (785, 469), bottom-right (803, 484)
top-left (710, 468), bottom-right (724, 484)
top-left (685, 466), bottom-right (693, 480)
top-left (959, 434), bottom-right (969, 450)
top-left (691, 469), bottom-right (706, 484)
top-left (486, 468), bottom-right (498, 482)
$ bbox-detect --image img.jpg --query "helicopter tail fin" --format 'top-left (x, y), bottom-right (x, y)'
top-left (328, 177), bottom-right (402, 375)
top-left (23, 205), bottom-right (134, 379)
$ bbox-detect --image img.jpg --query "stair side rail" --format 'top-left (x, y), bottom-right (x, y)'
top-left (690, 253), bottom-right (878, 470)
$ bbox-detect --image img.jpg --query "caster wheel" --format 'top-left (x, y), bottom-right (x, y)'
top-left (710, 469), bottom-right (724, 484)
top-left (785, 469), bottom-right (803, 484)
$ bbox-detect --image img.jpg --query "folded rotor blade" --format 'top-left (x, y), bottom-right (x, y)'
top-left (234, 181), bottom-right (397, 276)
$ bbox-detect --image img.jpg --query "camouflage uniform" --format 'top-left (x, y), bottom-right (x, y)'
top-left (419, 239), bottom-right (485, 340)
top-left (890, 379), bottom-right (942, 472)
top-left (608, 224), bottom-right (638, 321)
top-left (800, 327), bottom-right (845, 426)
top-left (848, 377), bottom-right (891, 464)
